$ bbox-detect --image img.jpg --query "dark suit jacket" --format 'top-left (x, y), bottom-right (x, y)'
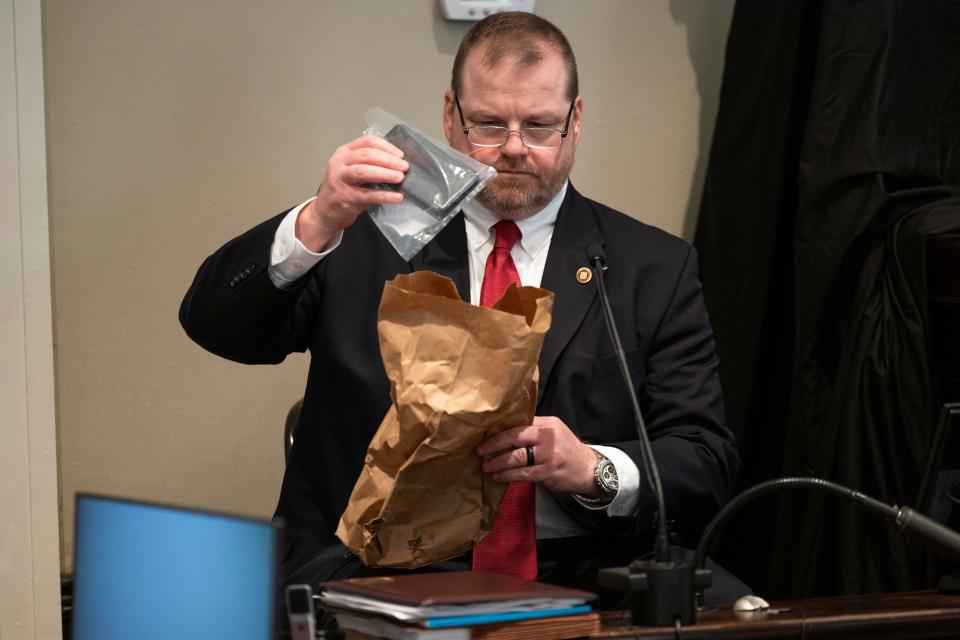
top-left (180, 184), bottom-right (739, 581)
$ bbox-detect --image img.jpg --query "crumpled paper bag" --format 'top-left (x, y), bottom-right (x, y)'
top-left (335, 270), bottom-right (553, 568)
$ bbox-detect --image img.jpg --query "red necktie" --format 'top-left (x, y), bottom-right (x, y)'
top-left (472, 220), bottom-right (538, 581)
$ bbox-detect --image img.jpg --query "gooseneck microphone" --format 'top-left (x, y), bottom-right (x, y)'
top-left (692, 476), bottom-right (960, 607)
top-left (587, 242), bottom-right (710, 627)
top-left (585, 242), bottom-right (670, 563)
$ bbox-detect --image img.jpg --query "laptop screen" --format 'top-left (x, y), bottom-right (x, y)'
top-left (72, 494), bottom-right (276, 640)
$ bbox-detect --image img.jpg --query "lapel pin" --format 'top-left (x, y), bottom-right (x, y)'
top-left (576, 267), bottom-right (593, 284)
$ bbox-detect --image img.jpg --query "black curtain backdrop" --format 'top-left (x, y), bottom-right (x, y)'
top-left (694, 0), bottom-right (960, 598)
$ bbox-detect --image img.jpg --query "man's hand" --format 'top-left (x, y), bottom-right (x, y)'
top-left (475, 416), bottom-right (600, 496)
top-left (296, 135), bottom-right (409, 252)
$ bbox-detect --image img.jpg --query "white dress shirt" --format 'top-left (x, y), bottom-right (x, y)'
top-left (268, 184), bottom-right (641, 537)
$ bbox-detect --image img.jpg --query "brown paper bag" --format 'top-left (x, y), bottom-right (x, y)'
top-left (335, 270), bottom-right (553, 568)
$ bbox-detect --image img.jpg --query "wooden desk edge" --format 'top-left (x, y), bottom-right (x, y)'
top-left (594, 590), bottom-right (960, 639)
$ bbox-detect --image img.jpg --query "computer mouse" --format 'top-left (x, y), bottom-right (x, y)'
top-left (733, 595), bottom-right (770, 612)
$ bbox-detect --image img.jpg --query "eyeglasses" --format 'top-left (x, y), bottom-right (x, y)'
top-left (454, 93), bottom-right (575, 150)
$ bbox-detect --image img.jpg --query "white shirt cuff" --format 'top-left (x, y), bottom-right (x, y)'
top-left (268, 197), bottom-right (343, 289)
top-left (575, 444), bottom-right (641, 515)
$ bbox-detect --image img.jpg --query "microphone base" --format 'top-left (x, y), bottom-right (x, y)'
top-left (598, 560), bottom-right (712, 627)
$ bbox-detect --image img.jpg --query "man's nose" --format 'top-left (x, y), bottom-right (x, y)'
top-left (499, 130), bottom-right (528, 157)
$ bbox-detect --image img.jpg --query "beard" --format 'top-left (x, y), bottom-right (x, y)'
top-left (477, 150), bottom-right (575, 220)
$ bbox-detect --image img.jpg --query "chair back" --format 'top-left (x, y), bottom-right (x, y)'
top-left (285, 398), bottom-right (303, 463)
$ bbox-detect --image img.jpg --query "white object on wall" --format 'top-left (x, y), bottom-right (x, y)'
top-left (440, 0), bottom-right (535, 21)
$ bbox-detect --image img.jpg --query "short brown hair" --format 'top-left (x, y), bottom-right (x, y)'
top-left (451, 12), bottom-right (579, 101)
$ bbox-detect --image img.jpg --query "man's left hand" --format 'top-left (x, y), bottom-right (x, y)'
top-left (475, 416), bottom-right (598, 496)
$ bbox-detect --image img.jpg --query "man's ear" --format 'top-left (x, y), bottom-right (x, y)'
top-left (442, 90), bottom-right (456, 144)
top-left (571, 96), bottom-right (584, 145)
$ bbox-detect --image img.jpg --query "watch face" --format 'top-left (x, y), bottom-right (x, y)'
top-left (597, 458), bottom-right (619, 493)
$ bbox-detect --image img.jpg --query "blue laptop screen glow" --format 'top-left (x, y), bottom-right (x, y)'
top-left (72, 494), bottom-right (276, 640)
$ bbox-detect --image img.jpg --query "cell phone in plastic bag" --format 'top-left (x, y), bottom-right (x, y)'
top-left (364, 108), bottom-right (496, 261)
top-left (383, 123), bottom-right (480, 215)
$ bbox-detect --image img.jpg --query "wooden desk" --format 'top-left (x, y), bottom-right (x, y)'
top-left (594, 591), bottom-right (960, 639)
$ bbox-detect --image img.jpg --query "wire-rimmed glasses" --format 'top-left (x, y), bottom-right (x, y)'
top-left (454, 93), bottom-right (575, 149)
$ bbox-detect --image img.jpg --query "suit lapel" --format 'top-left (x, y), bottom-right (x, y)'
top-left (409, 213), bottom-right (471, 302)
top-left (538, 186), bottom-right (602, 401)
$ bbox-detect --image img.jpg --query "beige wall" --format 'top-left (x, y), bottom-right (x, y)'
top-left (43, 0), bottom-right (734, 572)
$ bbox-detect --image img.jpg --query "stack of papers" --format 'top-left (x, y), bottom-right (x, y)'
top-left (318, 571), bottom-right (600, 640)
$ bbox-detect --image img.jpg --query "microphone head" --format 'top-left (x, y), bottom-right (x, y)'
top-left (586, 242), bottom-right (606, 268)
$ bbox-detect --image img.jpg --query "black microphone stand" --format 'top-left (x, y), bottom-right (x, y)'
top-left (585, 243), bottom-right (711, 627)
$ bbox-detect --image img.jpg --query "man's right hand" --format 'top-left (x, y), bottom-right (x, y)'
top-left (296, 134), bottom-right (409, 252)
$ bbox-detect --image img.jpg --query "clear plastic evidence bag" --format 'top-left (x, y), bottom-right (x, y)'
top-left (365, 107), bottom-right (496, 260)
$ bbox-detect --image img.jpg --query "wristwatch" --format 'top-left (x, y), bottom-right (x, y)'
top-left (575, 450), bottom-right (619, 506)
top-left (594, 451), bottom-right (619, 496)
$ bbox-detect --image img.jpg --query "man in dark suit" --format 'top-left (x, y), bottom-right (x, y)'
top-left (181, 12), bottom-right (739, 595)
